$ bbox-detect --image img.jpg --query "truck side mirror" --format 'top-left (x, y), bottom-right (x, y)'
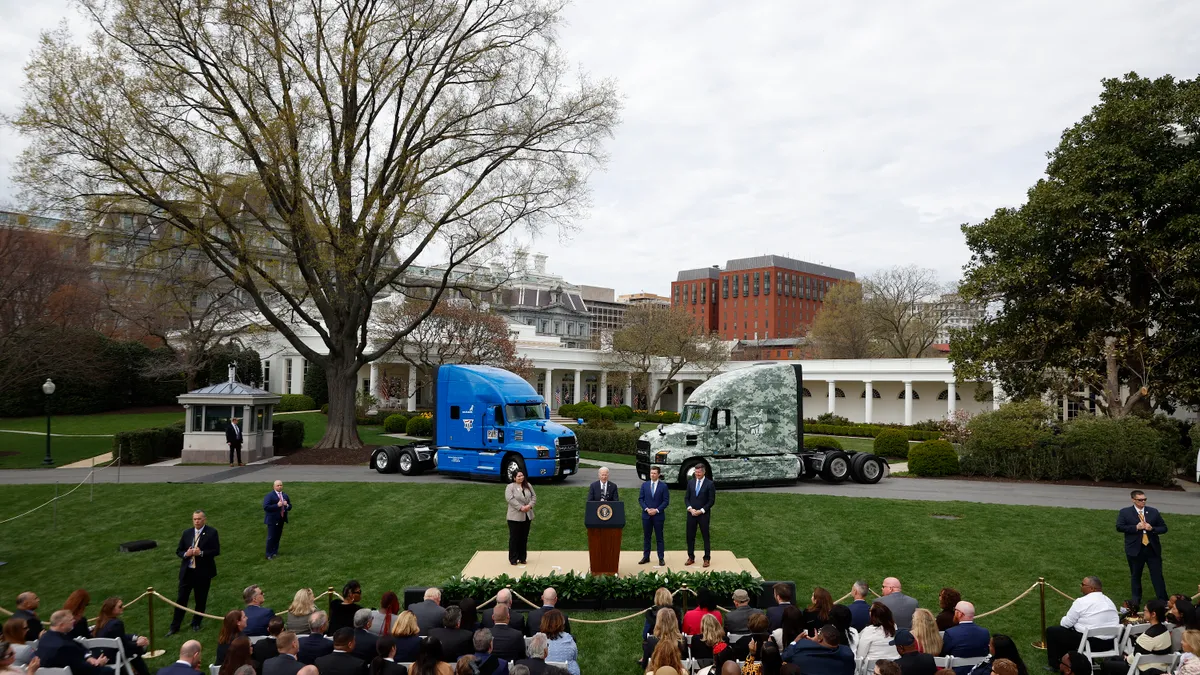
top-left (544, 405), bottom-right (550, 419)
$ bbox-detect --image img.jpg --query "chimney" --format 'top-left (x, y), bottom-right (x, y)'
top-left (228, 363), bottom-right (237, 383)
top-left (515, 251), bottom-right (528, 271)
top-left (533, 253), bottom-right (548, 274)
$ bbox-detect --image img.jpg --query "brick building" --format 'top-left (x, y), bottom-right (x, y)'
top-left (672, 255), bottom-right (856, 340)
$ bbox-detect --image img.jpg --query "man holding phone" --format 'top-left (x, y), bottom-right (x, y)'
top-left (263, 480), bottom-right (292, 560)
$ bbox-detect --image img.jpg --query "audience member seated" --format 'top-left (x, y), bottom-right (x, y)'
top-left (253, 618), bottom-right (285, 670)
top-left (470, 630), bottom-right (507, 675)
top-left (62, 590), bottom-right (92, 640)
top-left (856, 602), bottom-right (899, 662)
top-left (11, 594), bottom-right (43, 643)
top-left (514, 633), bottom-right (570, 675)
top-left (1176, 631), bottom-right (1200, 675)
top-left (427, 608), bottom-right (472, 664)
top-left (966, 635), bottom-right (1028, 675)
top-left (390, 612), bottom-right (422, 663)
top-left (458, 599), bottom-right (479, 634)
top-left (526, 589), bottom-right (569, 638)
top-left (1, 641), bottom-right (38, 675)
top-left (216, 611), bottom-right (249, 666)
top-left (159, 641), bottom-right (204, 675)
top-left (263, 632), bottom-right (304, 675)
top-left (690, 613), bottom-right (729, 662)
top-left (3, 619), bottom-right (34, 668)
top-left (941, 602), bottom-right (989, 675)
top-left (286, 589), bottom-right (317, 635)
top-left (94, 596), bottom-right (151, 675)
top-left (38, 607), bottom-right (113, 672)
top-left (330, 582), bottom-right (365, 635)
top-left (352, 609), bottom-right (380, 663)
top-left (768, 584), bottom-right (796, 633)
top-left (990, 659), bottom-right (1018, 675)
top-left (830, 605), bottom-right (858, 651)
top-left (716, 610), bottom-right (769, 670)
top-left (487, 606), bottom-right (525, 663)
top-left (646, 638), bottom-right (684, 675)
top-left (409, 590), bottom-right (446, 637)
top-left (371, 594), bottom-right (402, 637)
top-left (1045, 576), bottom-right (1119, 671)
top-left (802, 588), bottom-right (834, 635)
top-left (315, 628), bottom-right (366, 675)
top-left (683, 590), bottom-right (723, 637)
top-left (878, 579), bottom-right (919, 631)
top-left (1058, 651), bottom-right (1092, 675)
top-left (643, 588), bottom-right (681, 638)
top-left (771, 605), bottom-right (804, 653)
top-left (724, 589), bottom-right (765, 635)
top-left (481, 591), bottom-right (526, 635)
top-left (910, 609), bottom-right (941, 656)
top-left (847, 581), bottom-right (871, 632)
top-left (1098, 600), bottom-right (1172, 675)
top-left (937, 589), bottom-right (962, 632)
top-left (243, 586), bottom-right (275, 637)
top-left (780, 624), bottom-right (855, 675)
top-left (220, 637), bottom-right (255, 675)
top-left (876, 660), bottom-right (902, 675)
top-left (893, 628), bottom-right (936, 675)
top-left (297, 612), bottom-right (334, 665)
top-left (367, 636), bottom-right (406, 675)
top-left (539, 611), bottom-right (577, 675)
top-left (643, 608), bottom-right (687, 668)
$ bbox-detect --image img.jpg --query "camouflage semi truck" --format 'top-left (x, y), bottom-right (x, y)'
top-left (634, 362), bottom-right (887, 486)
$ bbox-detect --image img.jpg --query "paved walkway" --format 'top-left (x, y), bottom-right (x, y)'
top-left (2, 462), bottom-right (1198, 514)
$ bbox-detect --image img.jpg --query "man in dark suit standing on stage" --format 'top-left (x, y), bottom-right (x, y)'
top-left (638, 466), bottom-right (669, 566)
top-left (684, 463), bottom-right (715, 567)
top-left (263, 480), bottom-right (292, 560)
top-left (167, 510), bottom-right (220, 636)
top-left (586, 466), bottom-right (618, 502)
top-left (226, 417), bottom-right (244, 466)
top-left (1117, 490), bottom-right (1168, 604)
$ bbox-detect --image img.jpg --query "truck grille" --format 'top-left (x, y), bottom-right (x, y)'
top-left (555, 436), bottom-right (577, 449)
top-left (636, 439), bottom-right (651, 462)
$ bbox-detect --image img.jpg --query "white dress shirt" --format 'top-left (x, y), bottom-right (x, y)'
top-left (1061, 591), bottom-right (1119, 631)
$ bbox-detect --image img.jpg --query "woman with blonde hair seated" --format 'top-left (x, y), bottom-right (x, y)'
top-left (286, 589), bottom-right (317, 634)
top-left (390, 611), bottom-right (422, 663)
top-left (643, 608), bottom-right (687, 668)
top-left (1176, 630), bottom-right (1200, 675)
top-left (910, 608), bottom-right (943, 655)
top-left (690, 613), bottom-right (728, 661)
top-left (646, 638), bottom-right (684, 675)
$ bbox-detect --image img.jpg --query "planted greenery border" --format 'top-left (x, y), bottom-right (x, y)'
top-left (441, 570), bottom-right (762, 607)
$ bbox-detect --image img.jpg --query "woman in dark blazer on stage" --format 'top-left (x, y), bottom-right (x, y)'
top-left (505, 470), bottom-right (536, 565)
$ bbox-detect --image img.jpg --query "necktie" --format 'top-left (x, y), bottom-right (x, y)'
top-left (1138, 510), bottom-right (1149, 546)
top-left (601, 483), bottom-right (606, 501)
top-left (696, 480), bottom-right (701, 496)
top-left (189, 530), bottom-right (200, 568)
top-left (651, 482), bottom-right (656, 496)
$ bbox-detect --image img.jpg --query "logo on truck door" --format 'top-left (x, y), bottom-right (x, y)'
top-left (463, 418), bottom-right (474, 431)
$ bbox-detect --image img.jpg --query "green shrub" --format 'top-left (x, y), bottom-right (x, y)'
top-left (161, 421), bottom-right (185, 458)
top-left (572, 428), bottom-right (642, 455)
top-left (643, 411), bottom-right (681, 424)
top-left (384, 414), bottom-right (409, 433)
top-left (1060, 416), bottom-right (1173, 486)
top-left (874, 429), bottom-right (910, 459)
top-left (815, 413), bottom-right (852, 426)
top-left (406, 416), bottom-right (434, 437)
top-left (582, 417), bottom-right (617, 430)
top-left (908, 439), bottom-right (960, 477)
top-left (303, 363), bottom-right (329, 407)
top-left (320, 403), bottom-right (329, 414)
top-left (558, 403), bottom-right (577, 418)
top-left (112, 427), bottom-right (168, 465)
top-left (959, 401), bottom-right (1059, 478)
top-left (803, 422), bottom-right (942, 441)
top-left (274, 419), bottom-right (305, 451)
top-left (605, 405), bottom-right (634, 421)
top-left (277, 394), bottom-right (317, 412)
top-left (803, 436), bottom-right (843, 451)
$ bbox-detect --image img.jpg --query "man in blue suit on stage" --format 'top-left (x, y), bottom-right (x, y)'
top-left (685, 463), bottom-right (716, 567)
top-left (263, 479), bottom-right (292, 560)
top-left (638, 466), bottom-right (670, 567)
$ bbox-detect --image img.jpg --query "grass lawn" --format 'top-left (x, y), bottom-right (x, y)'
top-left (579, 451), bottom-right (636, 466)
top-left (0, 433), bottom-right (115, 468)
top-left (3, 484), bottom-right (1198, 672)
top-left (0, 410), bottom-right (186, 434)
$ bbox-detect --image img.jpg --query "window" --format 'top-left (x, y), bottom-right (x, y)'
top-left (302, 359), bottom-right (308, 375)
top-left (722, 276), bottom-right (729, 299)
top-left (700, 283), bottom-right (706, 304)
top-left (262, 361), bottom-right (271, 392)
top-left (753, 272), bottom-right (760, 296)
top-left (937, 390), bottom-right (962, 401)
top-left (362, 378), bottom-right (370, 394)
top-left (898, 390), bottom-right (920, 399)
top-left (860, 389), bottom-right (881, 398)
top-left (801, 388), bottom-right (811, 397)
top-left (285, 359), bottom-right (293, 394)
top-left (788, 350), bottom-right (794, 358)
top-left (764, 271), bottom-right (771, 295)
top-left (450, 405), bottom-right (461, 419)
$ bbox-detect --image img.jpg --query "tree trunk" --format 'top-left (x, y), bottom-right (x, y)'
top-left (315, 356), bottom-right (364, 450)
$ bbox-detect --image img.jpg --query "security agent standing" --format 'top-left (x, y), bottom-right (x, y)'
top-left (638, 466), bottom-right (670, 567)
top-left (167, 510), bottom-right (220, 636)
top-left (226, 417), bottom-right (245, 467)
top-left (1116, 490), bottom-right (1168, 604)
top-left (684, 464), bottom-right (716, 567)
top-left (263, 480), bottom-right (292, 560)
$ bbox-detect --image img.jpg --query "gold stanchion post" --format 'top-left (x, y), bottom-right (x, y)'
top-left (328, 587), bottom-right (335, 613)
top-left (1033, 577), bottom-right (1047, 649)
top-left (146, 587), bottom-right (164, 658)
top-left (681, 584), bottom-right (689, 616)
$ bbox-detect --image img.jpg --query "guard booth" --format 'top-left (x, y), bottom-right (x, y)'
top-left (177, 365), bottom-right (282, 464)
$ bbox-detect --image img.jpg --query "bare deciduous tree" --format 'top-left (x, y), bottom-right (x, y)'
top-left (862, 265), bottom-right (947, 358)
top-left (806, 280), bottom-right (875, 359)
top-left (14, 0), bottom-right (619, 447)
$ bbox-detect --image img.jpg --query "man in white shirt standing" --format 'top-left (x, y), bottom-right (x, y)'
top-left (638, 466), bottom-right (670, 566)
top-left (1045, 576), bottom-right (1119, 669)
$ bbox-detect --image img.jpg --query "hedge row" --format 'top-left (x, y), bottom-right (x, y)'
top-left (112, 422), bottom-right (185, 465)
top-left (908, 439), bottom-right (960, 476)
top-left (406, 416), bottom-right (433, 437)
top-left (277, 394), bottom-right (318, 412)
top-left (274, 420), bottom-right (305, 451)
top-left (573, 428), bottom-right (642, 455)
top-left (805, 423), bottom-right (942, 441)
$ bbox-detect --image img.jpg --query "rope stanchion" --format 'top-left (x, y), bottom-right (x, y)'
top-left (1034, 577), bottom-right (1048, 650)
top-left (975, 582), bottom-right (1039, 619)
top-left (1045, 583), bottom-right (1077, 601)
top-left (150, 590), bottom-right (224, 621)
top-left (0, 459), bottom-right (117, 526)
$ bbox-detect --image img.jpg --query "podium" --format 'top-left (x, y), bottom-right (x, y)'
top-left (584, 500), bottom-right (625, 576)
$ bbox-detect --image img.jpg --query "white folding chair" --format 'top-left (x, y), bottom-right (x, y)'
top-left (1079, 625), bottom-right (1125, 662)
top-left (546, 663), bottom-right (570, 669)
top-left (935, 657), bottom-right (953, 669)
top-left (397, 663), bottom-right (413, 669)
top-left (1122, 624), bottom-right (1153, 655)
top-left (248, 635), bottom-right (269, 645)
top-left (209, 666), bottom-right (220, 675)
top-left (953, 656), bottom-right (988, 670)
top-left (726, 633), bottom-right (748, 643)
top-left (524, 636), bottom-right (533, 650)
top-left (81, 637), bottom-right (133, 675)
top-left (857, 657), bottom-right (877, 675)
top-left (38, 669), bottom-right (72, 675)
top-left (1123, 653), bottom-right (1176, 675)
top-left (1170, 627), bottom-right (1184, 653)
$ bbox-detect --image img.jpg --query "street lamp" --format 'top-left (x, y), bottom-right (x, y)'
top-left (42, 378), bottom-right (55, 467)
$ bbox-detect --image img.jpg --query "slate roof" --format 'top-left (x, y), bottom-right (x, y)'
top-left (186, 381), bottom-right (272, 396)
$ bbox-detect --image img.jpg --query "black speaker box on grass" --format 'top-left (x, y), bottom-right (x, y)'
top-left (120, 540), bottom-right (158, 553)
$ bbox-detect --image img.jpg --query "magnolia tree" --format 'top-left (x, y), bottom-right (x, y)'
top-left (14, 0), bottom-right (619, 448)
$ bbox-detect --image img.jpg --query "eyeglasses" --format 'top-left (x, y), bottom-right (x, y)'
top-left (1134, 498), bottom-right (1147, 502)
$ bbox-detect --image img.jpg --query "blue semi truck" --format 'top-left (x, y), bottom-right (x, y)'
top-left (369, 364), bottom-right (579, 481)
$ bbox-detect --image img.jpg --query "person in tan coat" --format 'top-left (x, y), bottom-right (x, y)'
top-left (505, 470), bottom-right (537, 565)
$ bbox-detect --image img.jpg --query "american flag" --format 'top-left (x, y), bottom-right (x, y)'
top-left (554, 389), bottom-right (561, 406)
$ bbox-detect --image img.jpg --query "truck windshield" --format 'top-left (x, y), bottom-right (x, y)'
top-left (681, 404), bottom-right (710, 426)
top-left (505, 404), bottom-right (546, 422)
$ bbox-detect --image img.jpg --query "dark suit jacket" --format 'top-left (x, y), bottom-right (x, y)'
top-left (942, 621), bottom-right (990, 675)
top-left (684, 477), bottom-right (716, 513)
top-left (489, 624), bottom-right (527, 662)
top-left (513, 658), bottom-right (570, 675)
top-left (586, 480), bottom-right (619, 502)
top-left (373, 661), bottom-right (408, 675)
top-left (263, 491), bottom-right (292, 525)
top-left (392, 636), bottom-right (421, 663)
top-left (156, 662), bottom-right (201, 675)
top-left (252, 636), bottom-right (279, 667)
top-left (472, 652), bottom-right (509, 675)
top-left (897, 652), bottom-right (938, 675)
top-left (407, 600), bottom-right (446, 635)
top-left (780, 640), bottom-right (855, 675)
top-left (328, 600), bottom-right (362, 634)
top-left (723, 606), bottom-right (764, 635)
top-left (767, 602), bottom-right (792, 632)
top-left (525, 606), bottom-right (569, 636)
top-left (37, 629), bottom-right (114, 675)
top-left (351, 628), bottom-right (378, 662)
top-left (481, 607), bottom-right (527, 634)
top-left (244, 605), bottom-right (275, 636)
top-left (226, 423), bottom-right (244, 444)
top-left (12, 609), bottom-right (43, 642)
top-left (176, 526), bottom-right (220, 580)
top-left (1117, 505), bottom-right (1168, 556)
top-left (296, 634), bottom-right (334, 665)
top-left (427, 627), bottom-right (473, 661)
top-left (638, 480), bottom-right (669, 518)
top-left (95, 618), bottom-right (145, 663)
top-left (847, 600), bottom-right (870, 631)
top-left (262, 654), bottom-right (304, 675)
top-left (314, 650), bottom-right (367, 675)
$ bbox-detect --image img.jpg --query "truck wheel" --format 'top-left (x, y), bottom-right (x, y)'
top-left (502, 454), bottom-right (527, 483)
top-left (854, 454), bottom-right (885, 484)
top-left (680, 459), bottom-right (710, 487)
top-left (372, 446), bottom-right (398, 474)
top-left (820, 451), bottom-right (851, 483)
top-left (397, 448), bottom-right (422, 476)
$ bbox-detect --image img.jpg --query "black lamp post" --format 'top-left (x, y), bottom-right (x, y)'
top-left (42, 378), bottom-right (55, 466)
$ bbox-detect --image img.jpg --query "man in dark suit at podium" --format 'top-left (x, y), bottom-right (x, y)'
top-left (586, 466), bottom-right (618, 502)
top-left (684, 464), bottom-right (715, 567)
top-left (638, 467), bottom-right (669, 566)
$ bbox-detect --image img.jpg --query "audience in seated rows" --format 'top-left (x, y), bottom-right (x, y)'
top-left (487, 605), bottom-right (526, 663)
top-left (330, 582), bottom-right (365, 635)
top-left (352, 609), bottom-right (380, 663)
top-left (159, 640), bottom-right (204, 675)
top-left (263, 631), bottom-right (303, 675)
top-left (643, 608), bottom-right (687, 668)
top-left (645, 637), bottom-right (684, 675)
top-left (315, 628), bottom-right (365, 675)
top-left (3, 620), bottom-right (34, 669)
top-left (848, 581), bottom-right (871, 632)
top-left (409, 589), bottom-right (446, 637)
top-left (856, 602), bottom-right (899, 661)
top-left (428, 608), bottom-right (473, 663)
top-left (372, 593), bottom-right (402, 637)
top-left (470, 629), bottom-right (507, 675)
top-left (390, 612), bottom-right (422, 663)
top-left (11, 594), bottom-right (42, 643)
top-left (253, 617), bottom-right (285, 671)
top-left (771, 605), bottom-right (804, 651)
top-left (829, 605), bottom-right (857, 650)
top-left (61, 590), bottom-right (91, 640)
top-left (481, 590), bottom-right (526, 635)
top-left (690, 613), bottom-right (729, 661)
top-left (803, 588), bottom-right (834, 635)
top-left (35, 610), bottom-right (111, 675)
top-left (942, 601), bottom-right (990, 675)
top-left (725, 589), bottom-right (765, 635)
top-left (297, 612), bottom-right (334, 665)
top-left (1099, 600), bottom-right (1173, 675)
top-left (893, 628), bottom-right (936, 675)
top-left (219, 637), bottom-right (254, 675)
top-left (216, 610), bottom-right (249, 666)
top-left (683, 589), bottom-right (723, 636)
top-left (527, 589), bottom-right (569, 638)
top-left (93, 596), bottom-right (151, 675)
top-left (515, 633), bottom-right (570, 675)
top-left (1177, 631), bottom-right (1200, 675)
top-left (1, 640), bottom-right (39, 675)
top-left (458, 599), bottom-right (479, 634)
top-left (1045, 576), bottom-right (1119, 670)
top-left (966, 635), bottom-right (1028, 675)
top-left (244, 586), bottom-right (275, 637)
top-left (716, 610), bottom-right (770, 670)
top-left (768, 584), bottom-right (795, 633)
top-left (781, 623), bottom-right (855, 675)
top-left (643, 588), bottom-right (681, 638)
top-left (937, 589), bottom-right (963, 632)
top-left (540, 610), bottom-right (577, 675)
top-left (878, 578), bottom-right (919, 631)
top-left (910, 609), bottom-right (941, 656)
top-left (368, 636), bottom-right (406, 675)
top-left (286, 589), bottom-right (317, 635)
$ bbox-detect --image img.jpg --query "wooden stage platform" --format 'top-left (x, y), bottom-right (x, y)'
top-left (460, 550), bottom-right (760, 578)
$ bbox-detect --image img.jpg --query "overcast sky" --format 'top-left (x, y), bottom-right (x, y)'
top-left (0, 1), bottom-right (1197, 297)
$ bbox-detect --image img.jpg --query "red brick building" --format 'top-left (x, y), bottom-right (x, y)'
top-left (672, 255), bottom-right (856, 340)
